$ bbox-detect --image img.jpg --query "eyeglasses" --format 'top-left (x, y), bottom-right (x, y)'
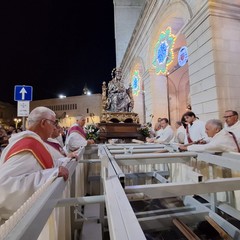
top-left (44, 119), bottom-right (58, 126)
top-left (223, 115), bottom-right (235, 119)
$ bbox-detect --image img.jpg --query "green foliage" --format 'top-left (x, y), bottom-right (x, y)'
top-left (85, 124), bottom-right (99, 141)
top-left (138, 125), bottom-right (151, 137)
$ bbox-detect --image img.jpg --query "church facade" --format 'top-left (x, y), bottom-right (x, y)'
top-left (113, 0), bottom-right (240, 125)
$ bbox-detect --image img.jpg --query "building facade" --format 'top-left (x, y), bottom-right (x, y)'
top-left (30, 94), bottom-right (102, 127)
top-left (114, 0), bottom-right (240, 126)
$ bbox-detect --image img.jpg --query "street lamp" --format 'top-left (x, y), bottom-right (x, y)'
top-left (59, 94), bottom-right (66, 99)
top-left (166, 71), bottom-right (171, 125)
top-left (14, 118), bottom-right (22, 129)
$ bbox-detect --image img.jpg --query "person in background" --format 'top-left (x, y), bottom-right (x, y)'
top-left (0, 128), bottom-right (8, 150)
top-left (182, 111), bottom-right (208, 145)
top-left (146, 122), bottom-right (155, 138)
top-left (64, 116), bottom-right (94, 153)
top-left (154, 117), bottom-right (162, 131)
top-left (46, 123), bottom-right (68, 158)
top-left (224, 110), bottom-right (240, 145)
top-left (0, 106), bottom-right (71, 222)
top-left (146, 118), bottom-right (174, 144)
top-left (173, 121), bottom-right (185, 144)
top-left (179, 119), bottom-right (238, 153)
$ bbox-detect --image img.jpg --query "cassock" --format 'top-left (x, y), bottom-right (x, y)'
top-left (0, 131), bottom-right (71, 240)
top-left (187, 129), bottom-right (238, 153)
top-left (64, 123), bottom-right (87, 153)
top-left (154, 125), bottom-right (174, 143)
top-left (184, 119), bottom-right (209, 144)
top-left (224, 120), bottom-right (240, 145)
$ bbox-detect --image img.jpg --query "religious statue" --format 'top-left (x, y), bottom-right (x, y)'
top-left (104, 68), bottom-right (133, 112)
top-left (101, 67), bottom-right (139, 124)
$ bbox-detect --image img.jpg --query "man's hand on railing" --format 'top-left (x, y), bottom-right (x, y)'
top-left (58, 166), bottom-right (69, 181)
top-left (67, 150), bottom-right (79, 159)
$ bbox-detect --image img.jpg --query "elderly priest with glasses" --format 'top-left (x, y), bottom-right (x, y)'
top-left (224, 110), bottom-right (240, 146)
top-left (0, 107), bottom-right (77, 239)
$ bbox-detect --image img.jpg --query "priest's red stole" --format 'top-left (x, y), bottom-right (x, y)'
top-left (67, 125), bottom-right (86, 139)
top-left (4, 137), bottom-right (54, 169)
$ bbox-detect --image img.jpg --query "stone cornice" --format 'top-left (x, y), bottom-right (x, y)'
top-left (208, 0), bottom-right (240, 20)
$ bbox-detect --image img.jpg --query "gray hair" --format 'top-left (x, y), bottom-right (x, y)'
top-left (206, 119), bottom-right (223, 130)
top-left (28, 107), bottom-right (56, 128)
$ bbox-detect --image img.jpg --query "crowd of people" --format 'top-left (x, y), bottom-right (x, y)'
top-left (0, 106), bottom-right (239, 233)
top-left (145, 109), bottom-right (240, 154)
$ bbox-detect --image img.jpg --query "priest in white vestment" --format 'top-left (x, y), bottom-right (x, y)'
top-left (179, 119), bottom-right (238, 153)
top-left (64, 116), bottom-right (94, 153)
top-left (0, 107), bottom-right (74, 239)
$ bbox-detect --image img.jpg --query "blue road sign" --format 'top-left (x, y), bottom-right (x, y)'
top-left (14, 85), bottom-right (33, 101)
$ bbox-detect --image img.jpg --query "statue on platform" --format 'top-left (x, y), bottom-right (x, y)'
top-left (103, 68), bottom-right (133, 112)
top-left (101, 67), bottom-right (139, 123)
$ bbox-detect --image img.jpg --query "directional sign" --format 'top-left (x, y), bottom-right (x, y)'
top-left (14, 85), bottom-right (33, 101)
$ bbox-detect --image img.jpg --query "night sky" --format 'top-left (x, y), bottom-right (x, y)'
top-left (0, 1), bottom-right (116, 104)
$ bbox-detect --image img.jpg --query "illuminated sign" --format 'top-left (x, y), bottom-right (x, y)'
top-left (132, 70), bottom-right (140, 96)
top-left (152, 27), bottom-right (176, 75)
top-left (178, 46), bottom-right (188, 67)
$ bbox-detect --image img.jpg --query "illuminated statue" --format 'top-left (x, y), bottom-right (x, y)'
top-left (104, 68), bottom-right (133, 112)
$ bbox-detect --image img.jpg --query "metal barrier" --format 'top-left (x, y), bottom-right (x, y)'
top-left (0, 148), bottom-right (85, 240)
top-left (99, 144), bottom-right (240, 240)
top-left (2, 143), bottom-right (240, 240)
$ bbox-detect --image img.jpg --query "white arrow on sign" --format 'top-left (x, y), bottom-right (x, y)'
top-left (20, 87), bottom-right (27, 100)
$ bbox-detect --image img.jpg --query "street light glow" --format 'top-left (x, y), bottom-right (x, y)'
top-left (59, 94), bottom-right (66, 99)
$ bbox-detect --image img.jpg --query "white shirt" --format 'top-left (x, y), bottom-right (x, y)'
top-left (0, 131), bottom-right (61, 219)
top-left (155, 125), bottom-right (174, 143)
top-left (184, 119), bottom-right (208, 144)
top-left (187, 129), bottom-right (238, 153)
top-left (224, 120), bottom-right (240, 145)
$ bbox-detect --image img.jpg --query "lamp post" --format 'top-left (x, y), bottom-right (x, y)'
top-left (166, 72), bottom-right (171, 125)
top-left (14, 118), bottom-right (22, 129)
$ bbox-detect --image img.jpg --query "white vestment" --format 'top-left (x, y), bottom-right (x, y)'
top-left (224, 120), bottom-right (240, 145)
top-left (173, 126), bottom-right (185, 144)
top-left (64, 123), bottom-right (87, 153)
top-left (187, 129), bottom-right (238, 153)
top-left (184, 119), bottom-right (209, 144)
top-left (155, 125), bottom-right (174, 143)
top-left (0, 131), bottom-right (71, 240)
top-left (45, 139), bottom-right (72, 240)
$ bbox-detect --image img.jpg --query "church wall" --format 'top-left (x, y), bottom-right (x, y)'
top-left (183, 3), bottom-right (218, 121)
top-left (113, 0), bottom-right (145, 66)
top-left (210, 2), bottom-right (240, 115)
top-left (119, 0), bottom-right (240, 125)
top-left (121, 0), bottom-right (192, 126)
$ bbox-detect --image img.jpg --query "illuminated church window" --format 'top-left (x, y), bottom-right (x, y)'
top-left (152, 27), bottom-right (176, 74)
top-left (132, 70), bottom-right (140, 96)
